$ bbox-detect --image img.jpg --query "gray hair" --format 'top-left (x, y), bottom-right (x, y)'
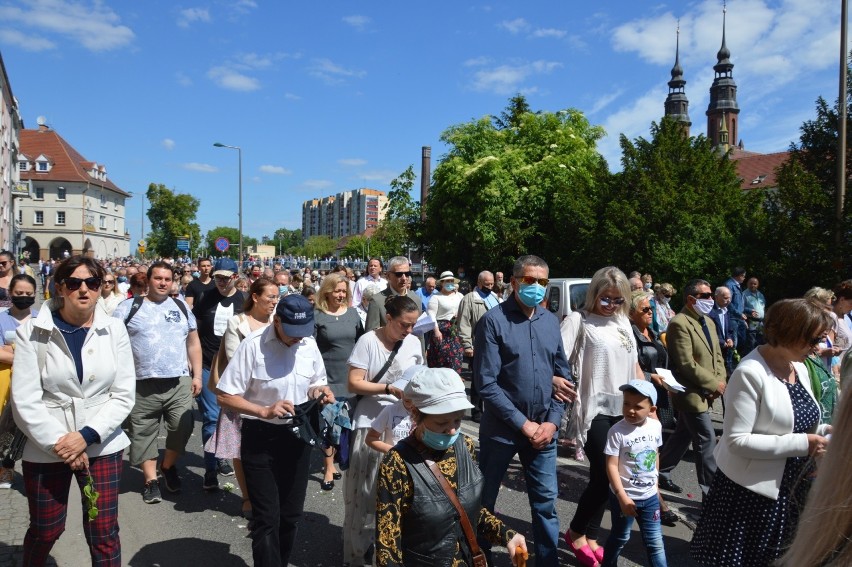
top-left (683, 278), bottom-right (711, 298)
top-left (629, 289), bottom-right (652, 313)
top-left (477, 270), bottom-right (494, 284)
top-left (512, 255), bottom-right (549, 278)
top-left (715, 286), bottom-right (731, 297)
top-left (388, 256), bottom-right (410, 271)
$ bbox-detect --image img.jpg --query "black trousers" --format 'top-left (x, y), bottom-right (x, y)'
top-left (241, 419), bottom-right (312, 567)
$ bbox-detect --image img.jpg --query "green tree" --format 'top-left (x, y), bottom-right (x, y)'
top-left (600, 118), bottom-right (760, 286)
top-left (340, 235), bottom-right (372, 259)
top-left (372, 165), bottom-right (422, 257)
top-left (146, 183), bottom-right (202, 258)
top-left (493, 93), bottom-right (532, 129)
top-left (302, 235), bottom-right (337, 258)
top-left (273, 228), bottom-right (303, 254)
top-left (425, 99), bottom-right (607, 275)
top-left (204, 226), bottom-right (258, 259)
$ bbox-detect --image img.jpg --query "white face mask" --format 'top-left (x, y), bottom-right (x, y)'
top-left (694, 298), bottom-right (714, 315)
top-left (660, 296), bottom-right (670, 305)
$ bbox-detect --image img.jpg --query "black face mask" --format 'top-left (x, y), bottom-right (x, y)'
top-left (11, 296), bottom-right (35, 310)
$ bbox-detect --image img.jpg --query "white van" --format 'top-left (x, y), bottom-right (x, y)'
top-left (545, 278), bottom-right (591, 322)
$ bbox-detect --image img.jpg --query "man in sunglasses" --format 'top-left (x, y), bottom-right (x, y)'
top-left (191, 257), bottom-right (246, 490)
top-left (473, 255), bottom-right (574, 567)
top-left (113, 262), bottom-right (202, 504)
top-left (364, 256), bottom-right (421, 332)
top-left (658, 278), bottom-right (727, 497)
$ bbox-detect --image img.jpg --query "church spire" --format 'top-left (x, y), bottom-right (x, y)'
top-left (706, 1), bottom-right (740, 149)
top-left (664, 22), bottom-right (691, 134)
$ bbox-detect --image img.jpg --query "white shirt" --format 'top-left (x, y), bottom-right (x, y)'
top-left (604, 417), bottom-right (663, 501)
top-left (217, 325), bottom-right (328, 424)
top-left (352, 275), bottom-right (387, 307)
top-left (371, 400), bottom-right (413, 446)
top-left (427, 291), bottom-right (463, 323)
top-left (347, 331), bottom-right (424, 428)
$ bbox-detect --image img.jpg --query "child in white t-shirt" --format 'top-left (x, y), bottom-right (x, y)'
top-left (366, 399), bottom-right (414, 453)
top-left (602, 380), bottom-right (667, 567)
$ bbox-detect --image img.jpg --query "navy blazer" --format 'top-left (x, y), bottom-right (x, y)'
top-left (708, 306), bottom-right (735, 348)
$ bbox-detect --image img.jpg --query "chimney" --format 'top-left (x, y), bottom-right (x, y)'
top-left (420, 146), bottom-right (430, 221)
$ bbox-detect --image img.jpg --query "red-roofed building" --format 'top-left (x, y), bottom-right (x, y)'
top-left (728, 148), bottom-right (790, 191)
top-left (18, 123), bottom-right (131, 260)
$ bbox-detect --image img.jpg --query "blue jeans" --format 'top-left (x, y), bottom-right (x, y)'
top-left (197, 367), bottom-right (221, 472)
top-left (602, 492), bottom-right (667, 567)
top-left (478, 437), bottom-right (560, 567)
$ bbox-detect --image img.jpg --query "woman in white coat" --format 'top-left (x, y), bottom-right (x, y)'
top-left (691, 298), bottom-right (833, 567)
top-left (11, 256), bottom-right (135, 567)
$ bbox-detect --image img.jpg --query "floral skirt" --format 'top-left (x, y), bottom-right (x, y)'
top-left (203, 408), bottom-right (242, 459)
top-left (427, 319), bottom-right (464, 373)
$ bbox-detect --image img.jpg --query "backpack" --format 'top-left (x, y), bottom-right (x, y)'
top-left (123, 295), bottom-right (189, 326)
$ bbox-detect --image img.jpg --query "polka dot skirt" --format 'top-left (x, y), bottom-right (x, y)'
top-left (690, 380), bottom-right (819, 566)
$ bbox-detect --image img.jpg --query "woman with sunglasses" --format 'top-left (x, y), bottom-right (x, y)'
top-left (561, 266), bottom-right (644, 566)
top-left (98, 272), bottom-right (124, 316)
top-left (0, 251), bottom-right (18, 310)
top-left (343, 294), bottom-right (424, 567)
top-left (0, 273), bottom-right (39, 488)
top-left (10, 255), bottom-right (135, 566)
top-left (691, 299), bottom-right (833, 566)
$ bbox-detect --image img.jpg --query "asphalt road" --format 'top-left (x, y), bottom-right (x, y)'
top-left (0, 406), bottom-right (710, 567)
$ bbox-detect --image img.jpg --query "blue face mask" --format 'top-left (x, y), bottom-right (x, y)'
top-left (117, 276), bottom-right (127, 283)
top-left (517, 283), bottom-right (546, 307)
top-left (421, 428), bottom-right (459, 451)
top-left (279, 285), bottom-right (288, 296)
top-left (443, 283), bottom-right (456, 292)
top-left (192, 271), bottom-right (200, 279)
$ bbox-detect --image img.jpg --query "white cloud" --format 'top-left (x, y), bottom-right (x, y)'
top-left (342, 15), bottom-right (371, 31)
top-left (597, 88), bottom-right (667, 171)
top-left (468, 60), bottom-right (562, 95)
top-left (498, 18), bottom-right (530, 35)
top-left (338, 158), bottom-right (367, 167)
top-left (183, 162), bottom-right (218, 173)
top-left (358, 170), bottom-right (397, 184)
top-left (302, 179), bottom-right (334, 190)
top-left (588, 89), bottom-right (624, 116)
top-left (0, 0), bottom-right (134, 52)
top-left (177, 7), bottom-right (210, 28)
top-left (259, 165), bottom-right (292, 175)
top-left (308, 58), bottom-right (366, 85)
top-left (233, 0), bottom-right (258, 13)
top-left (284, 92), bottom-right (301, 100)
top-left (161, 138), bottom-right (176, 151)
top-left (0, 28), bottom-right (55, 51)
top-left (207, 66), bottom-right (261, 91)
top-left (175, 72), bottom-right (192, 87)
top-left (531, 28), bottom-right (566, 39)
top-left (463, 56), bottom-right (490, 67)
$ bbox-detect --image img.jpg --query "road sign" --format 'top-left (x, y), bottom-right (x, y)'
top-left (138, 240), bottom-right (146, 247)
top-left (176, 238), bottom-right (190, 252)
top-left (214, 237), bottom-right (230, 252)
top-left (137, 245), bottom-right (146, 254)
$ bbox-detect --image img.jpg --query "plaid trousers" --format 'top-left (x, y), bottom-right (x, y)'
top-left (22, 451), bottom-right (123, 567)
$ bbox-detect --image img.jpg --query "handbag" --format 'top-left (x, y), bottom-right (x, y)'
top-left (414, 440), bottom-right (488, 567)
top-left (561, 312), bottom-right (586, 441)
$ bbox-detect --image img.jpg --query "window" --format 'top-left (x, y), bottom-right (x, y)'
top-left (37, 161), bottom-right (48, 172)
top-left (57, 187), bottom-right (66, 201)
top-left (100, 194), bottom-right (107, 207)
top-left (56, 211), bottom-right (65, 225)
top-left (99, 215), bottom-right (106, 229)
top-left (17, 161), bottom-right (26, 172)
top-left (17, 209), bottom-right (22, 223)
top-left (34, 187), bottom-right (44, 200)
top-left (34, 211), bottom-right (44, 225)
top-left (113, 218), bottom-right (118, 232)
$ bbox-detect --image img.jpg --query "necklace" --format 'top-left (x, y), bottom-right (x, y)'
top-left (58, 323), bottom-right (88, 334)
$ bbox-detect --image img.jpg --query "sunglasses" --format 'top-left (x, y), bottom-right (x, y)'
top-left (600, 296), bottom-right (625, 307)
top-left (640, 306), bottom-right (653, 314)
top-left (63, 277), bottom-right (102, 291)
top-left (692, 292), bottom-right (713, 300)
top-left (214, 275), bottom-right (232, 282)
top-left (809, 334), bottom-right (827, 346)
top-left (103, 279), bottom-right (115, 285)
top-left (391, 271), bottom-right (412, 278)
top-left (517, 276), bottom-right (550, 287)
top-left (0, 261), bottom-right (9, 267)
top-left (169, 293), bottom-right (181, 298)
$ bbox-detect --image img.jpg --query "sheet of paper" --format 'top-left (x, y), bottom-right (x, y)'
top-left (655, 368), bottom-right (686, 392)
top-left (412, 312), bottom-right (436, 336)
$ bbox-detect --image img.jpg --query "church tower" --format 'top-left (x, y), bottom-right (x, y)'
top-left (664, 25), bottom-right (691, 134)
top-left (706, 3), bottom-right (739, 149)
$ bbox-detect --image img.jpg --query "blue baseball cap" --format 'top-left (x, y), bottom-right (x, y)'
top-left (275, 294), bottom-right (315, 338)
top-left (213, 257), bottom-right (239, 277)
top-left (619, 379), bottom-right (657, 405)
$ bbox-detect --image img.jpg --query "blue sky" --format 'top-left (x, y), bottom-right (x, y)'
top-left (0, 0), bottom-right (843, 249)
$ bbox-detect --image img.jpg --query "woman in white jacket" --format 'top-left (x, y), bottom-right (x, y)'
top-left (11, 256), bottom-right (135, 567)
top-left (691, 298), bottom-right (833, 567)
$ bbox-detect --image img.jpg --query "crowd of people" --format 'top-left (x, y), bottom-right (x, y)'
top-left (0, 251), bottom-right (850, 567)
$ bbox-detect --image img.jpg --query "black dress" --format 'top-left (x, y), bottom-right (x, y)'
top-left (690, 379), bottom-right (819, 566)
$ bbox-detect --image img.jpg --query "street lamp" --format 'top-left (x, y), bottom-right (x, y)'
top-left (213, 142), bottom-right (243, 264)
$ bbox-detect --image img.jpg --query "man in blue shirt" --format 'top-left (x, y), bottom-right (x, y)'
top-left (474, 255), bottom-right (575, 567)
top-left (724, 267), bottom-right (748, 356)
top-left (414, 276), bottom-right (436, 312)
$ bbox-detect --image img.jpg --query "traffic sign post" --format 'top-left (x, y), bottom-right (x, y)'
top-left (215, 237), bottom-right (230, 253)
